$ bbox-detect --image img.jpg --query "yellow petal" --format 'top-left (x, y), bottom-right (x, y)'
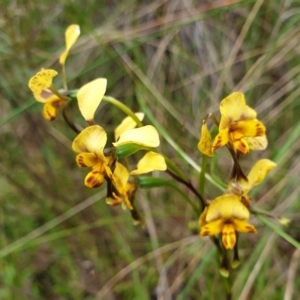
top-left (106, 196), bottom-right (122, 207)
top-left (113, 162), bottom-right (130, 188)
top-left (232, 219), bottom-right (257, 233)
top-left (84, 169), bottom-right (105, 188)
top-left (72, 125), bottom-right (107, 161)
top-left (59, 24), bottom-right (80, 65)
top-left (244, 135), bottom-right (268, 150)
top-left (212, 128), bottom-right (229, 151)
top-left (232, 138), bottom-right (249, 155)
top-left (33, 90), bottom-right (55, 103)
top-left (77, 78), bottom-right (107, 122)
top-left (197, 121), bottom-right (213, 157)
top-left (247, 159), bottom-right (276, 187)
top-left (222, 223), bottom-right (236, 249)
top-left (28, 69), bottom-right (58, 95)
top-left (199, 207), bottom-right (208, 227)
top-left (231, 120), bottom-right (266, 138)
top-left (130, 152), bottom-right (167, 175)
top-left (42, 98), bottom-right (65, 121)
top-left (200, 219), bottom-right (224, 236)
top-left (113, 125), bottom-right (160, 148)
top-left (219, 92), bottom-right (256, 128)
top-left (114, 112), bottom-right (145, 141)
top-left (206, 194), bottom-right (249, 222)
top-left (75, 153), bottom-right (99, 167)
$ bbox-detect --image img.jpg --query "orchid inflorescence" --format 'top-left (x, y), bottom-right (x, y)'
top-left (28, 25), bottom-right (278, 277)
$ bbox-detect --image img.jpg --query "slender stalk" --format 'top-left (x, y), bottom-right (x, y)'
top-left (209, 113), bottom-right (220, 127)
top-left (163, 156), bottom-right (187, 182)
top-left (61, 63), bottom-right (68, 90)
top-left (226, 144), bottom-right (248, 181)
top-left (49, 84), bottom-right (69, 101)
top-left (199, 155), bottom-right (207, 209)
top-left (166, 169), bottom-right (205, 210)
top-left (62, 104), bottom-right (81, 134)
top-left (102, 96), bottom-right (144, 127)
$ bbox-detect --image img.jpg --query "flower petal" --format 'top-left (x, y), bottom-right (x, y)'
top-left (212, 128), bottom-right (229, 151)
top-left (113, 162), bottom-right (130, 188)
top-left (77, 78), bottom-right (107, 122)
top-left (199, 207), bottom-right (208, 227)
top-left (33, 89), bottom-right (55, 103)
top-left (28, 69), bottom-right (58, 95)
top-left (72, 125), bottom-right (107, 161)
top-left (206, 194), bottom-right (249, 222)
top-left (200, 219), bottom-right (224, 236)
top-left (222, 223), bottom-right (236, 249)
top-left (232, 219), bottom-right (257, 233)
top-left (113, 125), bottom-right (160, 148)
top-left (231, 120), bottom-right (266, 138)
top-left (244, 135), bottom-right (268, 150)
top-left (75, 153), bottom-right (99, 167)
top-left (247, 159), bottom-right (276, 187)
top-left (232, 138), bottom-right (249, 155)
top-left (198, 121), bottom-right (213, 157)
top-left (84, 169), bottom-right (105, 188)
top-left (219, 92), bottom-right (257, 127)
top-left (42, 98), bottom-right (65, 121)
top-left (114, 112), bottom-right (145, 141)
top-left (59, 24), bottom-right (80, 65)
top-left (130, 152), bottom-right (167, 175)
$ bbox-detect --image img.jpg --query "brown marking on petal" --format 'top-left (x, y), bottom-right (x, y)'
top-left (245, 225), bottom-right (257, 233)
top-left (255, 123), bottom-right (264, 136)
top-left (43, 108), bottom-right (56, 121)
top-left (201, 230), bottom-right (210, 236)
top-left (77, 156), bottom-right (87, 167)
top-left (236, 142), bottom-right (248, 155)
top-left (86, 176), bottom-right (102, 188)
top-left (213, 136), bottom-right (223, 150)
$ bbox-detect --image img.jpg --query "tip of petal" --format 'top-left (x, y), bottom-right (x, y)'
top-left (77, 78), bottom-right (107, 121)
top-left (28, 69), bottom-right (58, 94)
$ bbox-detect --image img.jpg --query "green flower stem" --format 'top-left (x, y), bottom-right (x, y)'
top-left (102, 96), bottom-right (144, 127)
top-left (163, 156), bottom-right (187, 182)
top-left (166, 169), bottom-right (205, 210)
top-left (209, 113), bottom-right (220, 127)
top-left (61, 63), bottom-right (68, 90)
top-left (199, 155), bottom-right (207, 207)
top-left (62, 103), bottom-right (82, 134)
top-left (49, 85), bottom-right (69, 101)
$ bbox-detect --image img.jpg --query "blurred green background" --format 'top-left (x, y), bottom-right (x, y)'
top-left (1, 0), bottom-right (300, 299)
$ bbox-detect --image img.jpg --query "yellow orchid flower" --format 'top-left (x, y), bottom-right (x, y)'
top-left (228, 159), bottom-right (276, 205)
top-left (107, 162), bottom-right (136, 210)
top-left (28, 69), bottom-right (66, 121)
top-left (114, 112), bottom-right (145, 141)
top-left (130, 151), bottom-right (167, 175)
top-left (214, 92), bottom-right (267, 154)
top-left (198, 92), bottom-right (267, 155)
top-left (72, 125), bottom-right (115, 188)
top-left (59, 24), bottom-right (80, 66)
top-left (113, 125), bottom-right (160, 148)
top-left (77, 78), bottom-right (107, 123)
top-left (200, 194), bottom-right (256, 249)
top-left (108, 162), bottom-right (144, 225)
